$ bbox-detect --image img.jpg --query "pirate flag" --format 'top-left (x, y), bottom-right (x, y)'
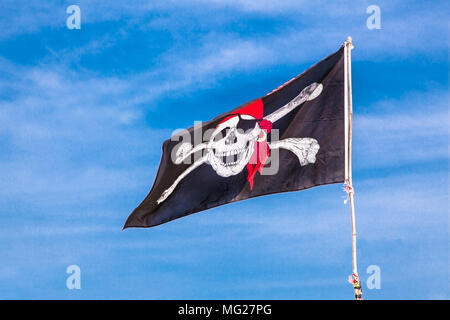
top-left (124, 46), bottom-right (345, 228)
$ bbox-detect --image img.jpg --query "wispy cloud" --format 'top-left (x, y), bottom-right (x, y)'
top-left (354, 88), bottom-right (449, 168)
top-left (0, 1), bottom-right (447, 300)
top-left (0, 58), bottom-right (169, 210)
top-left (1, 1), bottom-right (447, 60)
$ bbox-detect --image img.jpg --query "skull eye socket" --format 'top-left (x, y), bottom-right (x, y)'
top-left (213, 113), bottom-right (261, 140)
top-left (213, 128), bottom-right (229, 142)
top-left (236, 114), bottom-right (260, 133)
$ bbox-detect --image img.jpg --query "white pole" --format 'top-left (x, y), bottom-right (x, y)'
top-left (344, 41), bottom-right (349, 181)
top-left (345, 36), bottom-right (362, 300)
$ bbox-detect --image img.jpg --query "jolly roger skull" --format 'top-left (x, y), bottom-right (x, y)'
top-left (207, 114), bottom-right (262, 177)
top-left (157, 82), bottom-right (323, 204)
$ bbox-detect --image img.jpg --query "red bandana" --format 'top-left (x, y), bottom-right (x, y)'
top-left (218, 99), bottom-right (272, 190)
top-left (246, 119), bottom-right (272, 189)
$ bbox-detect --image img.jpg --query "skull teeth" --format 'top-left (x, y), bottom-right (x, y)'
top-left (214, 148), bottom-right (245, 166)
top-left (214, 148), bottom-right (245, 157)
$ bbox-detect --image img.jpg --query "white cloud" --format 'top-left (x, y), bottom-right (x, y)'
top-left (0, 1), bottom-right (447, 300)
top-left (0, 1), bottom-right (447, 61)
top-left (0, 58), bottom-right (170, 208)
top-left (354, 89), bottom-right (449, 168)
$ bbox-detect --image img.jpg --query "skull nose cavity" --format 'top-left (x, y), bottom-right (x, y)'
top-left (225, 131), bottom-right (238, 145)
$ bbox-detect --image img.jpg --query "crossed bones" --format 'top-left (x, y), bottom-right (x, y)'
top-left (157, 82), bottom-right (323, 204)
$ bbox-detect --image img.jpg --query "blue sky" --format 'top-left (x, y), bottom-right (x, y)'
top-left (0, 1), bottom-right (448, 299)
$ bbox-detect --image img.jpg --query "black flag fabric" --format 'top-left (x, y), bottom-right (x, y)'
top-left (124, 46), bottom-right (345, 228)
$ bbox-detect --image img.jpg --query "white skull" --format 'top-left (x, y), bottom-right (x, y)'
top-left (207, 114), bottom-right (261, 177)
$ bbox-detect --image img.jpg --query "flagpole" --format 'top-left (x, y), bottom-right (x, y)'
top-left (344, 36), bottom-right (362, 300)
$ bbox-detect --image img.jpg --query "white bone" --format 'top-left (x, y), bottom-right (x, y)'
top-left (174, 142), bottom-right (208, 164)
top-left (157, 83), bottom-right (323, 204)
top-left (264, 82), bottom-right (322, 124)
top-left (268, 138), bottom-right (319, 166)
top-left (157, 155), bottom-right (208, 204)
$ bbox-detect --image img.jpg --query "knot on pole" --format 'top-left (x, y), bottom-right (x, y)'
top-left (343, 183), bottom-right (354, 204)
top-left (348, 273), bottom-right (363, 300)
